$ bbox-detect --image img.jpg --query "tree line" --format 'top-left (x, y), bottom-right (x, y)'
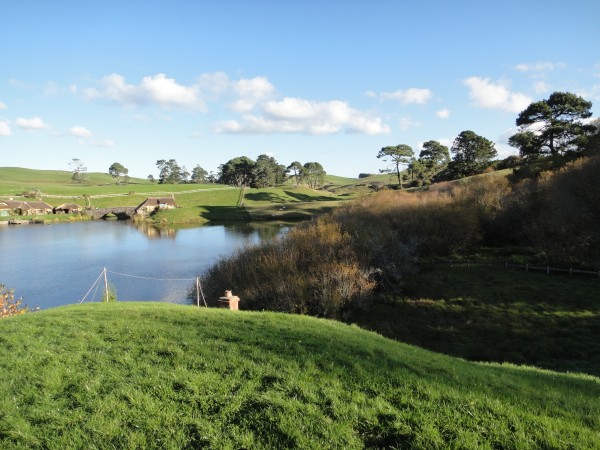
top-left (70, 91), bottom-right (597, 190)
top-left (150, 156), bottom-right (326, 189)
top-left (378, 91), bottom-right (598, 187)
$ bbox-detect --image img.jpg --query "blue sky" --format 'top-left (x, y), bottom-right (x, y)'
top-left (2, 0), bottom-right (599, 178)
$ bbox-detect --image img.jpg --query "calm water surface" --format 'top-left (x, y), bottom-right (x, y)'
top-left (0, 220), bottom-right (288, 310)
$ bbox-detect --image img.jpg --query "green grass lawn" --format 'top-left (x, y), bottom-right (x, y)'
top-left (0, 303), bottom-right (598, 449)
top-left (1, 167), bottom-right (356, 223)
top-left (349, 257), bottom-right (600, 377)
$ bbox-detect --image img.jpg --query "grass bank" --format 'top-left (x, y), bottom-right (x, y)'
top-left (0, 303), bottom-right (598, 449)
top-left (349, 256), bottom-right (600, 377)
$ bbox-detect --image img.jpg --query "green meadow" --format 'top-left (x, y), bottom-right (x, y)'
top-left (0, 167), bottom-right (359, 223)
top-left (0, 303), bottom-right (598, 449)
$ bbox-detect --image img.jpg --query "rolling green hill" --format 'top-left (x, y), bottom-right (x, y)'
top-left (0, 303), bottom-right (598, 449)
top-left (0, 167), bottom-right (365, 223)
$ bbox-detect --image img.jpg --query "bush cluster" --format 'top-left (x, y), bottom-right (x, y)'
top-left (1, 284), bottom-right (27, 318)
top-left (201, 217), bottom-right (375, 318)
top-left (201, 156), bottom-right (600, 318)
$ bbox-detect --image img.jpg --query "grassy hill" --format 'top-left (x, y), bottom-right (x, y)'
top-left (0, 167), bottom-right (359, 223)
top-left (0, 303), bottom-right (598, 449)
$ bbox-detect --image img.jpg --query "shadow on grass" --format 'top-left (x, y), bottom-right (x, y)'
top-left (244, 192), bottom-right (287, 203)
top-left (284, 191), bottom-right (338, 202)
top-left (197, 205), bottom-right (249, 221)
top-left (349, 264), bottom-right (600, 376)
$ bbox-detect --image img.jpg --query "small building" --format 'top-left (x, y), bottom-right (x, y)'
top-left (0, 200), bottom-right (54, 215)
top-left (134, 196), bottom-right (176, 215)
top-left (54, 203), bottom-right (82, 214)
top-left (23, 201), bottom-right (54, 215)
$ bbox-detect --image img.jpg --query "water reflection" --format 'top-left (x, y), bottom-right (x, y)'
top-left (0, 221), bottom-right (290, 310)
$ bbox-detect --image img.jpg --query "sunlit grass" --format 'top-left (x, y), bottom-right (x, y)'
top-left (0, 303), bottom-right (598, 448)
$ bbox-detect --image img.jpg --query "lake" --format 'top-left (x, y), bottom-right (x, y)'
top-left (0, 220), bottom-right (289, 310)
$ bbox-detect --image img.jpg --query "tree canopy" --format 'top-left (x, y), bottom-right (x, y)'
top-left (509, 91), bottom-right (594, 158)
top-left (377, 144), bottom-right (414, 187)
top-left (219, 157), bottom-right (256, 187)
top-left (156, 159), bottom-right (184, 184)
top-left (69, 158), bottom-right (87, 183)
top-left (190, 165), bottom-right (208, 183)
top-left (108, 162), bottom-right (128, 184)
top-left (447, 131), bottom-right (497, 178)
top-left (301, 162), bottom-right (326, 189)
top-left (419, 140), bottom-right (450, 171)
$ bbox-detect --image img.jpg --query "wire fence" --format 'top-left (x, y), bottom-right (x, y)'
top-left (504, 262), bottom-right (600, 278)
top-left (79, 267), bottom-right (208, 306)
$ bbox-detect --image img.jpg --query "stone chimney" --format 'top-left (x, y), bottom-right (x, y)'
top-left (218, 290), bottom-right (240, 310)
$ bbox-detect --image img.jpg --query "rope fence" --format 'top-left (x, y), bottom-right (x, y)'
top-left (79, 267), bottom-right (208, 307)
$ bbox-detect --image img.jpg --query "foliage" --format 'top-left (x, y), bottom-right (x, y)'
top-left (287, 161), bottom-right (303, 185)
top-left (419, 140), bottom-right (450, 172)
top-left (509, 91), bottom-right (594, 157)
top-left (69, 158), bottom-right (88, 183)
top-left (253, 154), bottom-right (287, 188)
top-left (20, 187), bottom-right (41, 198)
top-left (218, 156), bottom-right (256, 187)
top-left (156, 159), bottom-right (184, 184)
top-left (202, 217), bottom-right (374, 318)
top-left (190, 165), bottom-right (208, 183)
top-left (521, 156), bottom-right (600, 267)
top-left (108, 162), bottom-right (129, 184)
top-left (0, 284), bottom-right (27, 318)
top-left (0, 303), bottom-right (598, 448)
top-left (102, 283), bottom-right (118, 302)
top-left (300, 162), bottom-right (326, 189)
top-left (377, 144), bottom-right (414, 187)
top-left (447, 130), bottom-right (497, 178)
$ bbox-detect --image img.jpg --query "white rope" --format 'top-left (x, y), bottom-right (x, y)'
top-left (79, 270), bottom-right (105, 303)
top-left (106, 269), bottom-right (195, 282)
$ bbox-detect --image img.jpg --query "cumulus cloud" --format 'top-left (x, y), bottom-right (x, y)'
top-left (513, 61), bottom-right (566, 72)
top-left (16, 116), bottom-right (50, 131)
top-left (0, 101), bottom-right (7, 110)
top-left (436, 108), bottom-right (450, 119)
top-left (0, 121), bottom-right (11, 136)
top-left (214, 97), bottom-right (390, 135)
top-left (377, 88), bottom-right (433, 104)
top-left (69, 126), bottom-right (93, 138)
top-left (83, 73), bottom-right (205, 110)
top-left (80, 72), bottom-right (278, 114)
top-left (230, 76), bottom-right (275, 112)
top-left (534, 81), bottom-right (550, 94)
top-left (464, 77), bottom-right (531, 113)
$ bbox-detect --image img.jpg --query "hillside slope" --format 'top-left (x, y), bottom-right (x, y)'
top-left (0, 303), bottom-right (598, 449)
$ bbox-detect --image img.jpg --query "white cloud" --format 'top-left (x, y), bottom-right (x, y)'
top-left (533, 81), bottom-right (550, 94)
top-left (464, 77), bottom-right (531, 113)
top-left (16, 116), bottom-right (50, 131)
top-left (436, 108), bottom-right (450, 119)
top-left (0, 121), bottom-right (11, 136)
top-left (0, 101), bottom-right (7, 110)
top-left (214, 97), bottom-right (390, 135)
top-left (84, 73), bottom-right (205, 110)
top-left (378, 88), bottom-right (433, 104)
top-left (577, 84), bottom-right (600, 101)
top-left (80, 72), bottom-right (277, 114)
top-left (69, 126), bottom-right (93, 137)
top-left (513, 61), bottom-right (566, 72)
top-left (399, 117), bottom-right (420, 131)
top-left (230, 76), bottom-right (275, 112)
